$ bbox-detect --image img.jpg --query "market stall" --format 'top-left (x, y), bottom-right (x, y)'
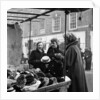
top-left (7, 64), bottom-right (71, 92)
top-left (7, 8), bottom-right (89, 92)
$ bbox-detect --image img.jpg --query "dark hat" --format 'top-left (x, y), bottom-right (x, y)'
top-left (25, 73), bottom-right (35, 85)
top-left (36, 71), bottom-right (46, 78)
top-left (46, 73), bottom-right (53, 78)
top-left (38, 77), bottom-right (49, 88)
top-left (57, 77), bottom-right (65, 82)
top-left (16, 74), bottom-right (26, 88)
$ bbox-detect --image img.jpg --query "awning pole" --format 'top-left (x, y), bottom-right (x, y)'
top-left (29, 19), bottom-right (32, 57)
top-left (28, 19), bottom-right (32, 68)
top-left (63, 10), bottom-right (67, 80)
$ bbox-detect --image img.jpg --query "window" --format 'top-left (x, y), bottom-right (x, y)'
top-left (40, 20), bottom-right (45, 34)
top-left (69, 13), bottom-right (77, 30)
top-left (52, 15), bottom-right (61, 32)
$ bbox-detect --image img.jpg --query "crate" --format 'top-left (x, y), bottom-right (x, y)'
top-left (32, 80), bottom-right (71, 92)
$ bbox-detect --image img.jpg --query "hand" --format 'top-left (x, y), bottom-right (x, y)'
top-left (40, 59), bottom-right (43, 62)
top-left (55, 53), bottom-right (61, 56)
top-left (55, 53), bottom-right (64, 59)
top-left (35, 68), bottom-right (41, 72)
top-left (54, 53), bottom-right (59, 56)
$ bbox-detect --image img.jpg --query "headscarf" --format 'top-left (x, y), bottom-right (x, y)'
top-left (64, 33), bottom-right (77, 45)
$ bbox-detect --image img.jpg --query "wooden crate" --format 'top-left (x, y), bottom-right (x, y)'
top-left (32, 81), bottom-right (71, 92)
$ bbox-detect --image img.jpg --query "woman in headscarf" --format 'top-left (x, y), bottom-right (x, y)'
top-left (64, 33), bottom-right (88, 92)
top-left (47, 38), bottom-right (64, 77)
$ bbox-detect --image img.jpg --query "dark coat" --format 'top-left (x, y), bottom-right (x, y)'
top-left (47, 46), bottom-right (64, 77)
top-left (65, 41), bottom-right (88, 92)
top-left (84, 49), bottom-right (92, 62)
top-left (28, 49), bottom-right (46, 72)
top-left (84, 49), bottom-right (92, 70)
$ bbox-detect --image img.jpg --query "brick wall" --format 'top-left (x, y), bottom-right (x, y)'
top-left (21, 9), bottom-right (92, 36)
top-left (46, 10), bottom-right (65, 34)
top-left (67, 8), bottom-right (93, 31)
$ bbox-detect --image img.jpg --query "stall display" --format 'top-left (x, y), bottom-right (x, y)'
top-left (7, 8), bottom-right (88, 92)
top-left (7, 64), bottom-right (71, 92)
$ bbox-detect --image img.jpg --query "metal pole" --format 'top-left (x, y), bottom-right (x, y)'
top-left (28, 19), bottom-right (32, 68)
top-left (63, 10), bottom-right (67, 80)
top-left (29, 19), bottom-right (32, 58)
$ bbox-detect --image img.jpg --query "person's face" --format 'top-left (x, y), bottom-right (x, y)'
top-left (51, 42), bottom-right (57, 48)
top-left (37, 42), bottom-right (43, 50)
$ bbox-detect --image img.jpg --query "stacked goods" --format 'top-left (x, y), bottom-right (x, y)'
top-left (7, 64), bottom-right (65, 92)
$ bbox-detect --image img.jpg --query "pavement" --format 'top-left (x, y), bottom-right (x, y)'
top-left (85, 69), bottom-right (93, 92)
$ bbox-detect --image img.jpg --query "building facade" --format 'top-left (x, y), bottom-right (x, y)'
top-left (21, 8), bottom-right (93, 58)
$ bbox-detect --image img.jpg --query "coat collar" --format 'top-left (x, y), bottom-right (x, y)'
top-left (66, 40), bottom-right (78, 50)
top-left (36, 49), bottom-right (44, 53)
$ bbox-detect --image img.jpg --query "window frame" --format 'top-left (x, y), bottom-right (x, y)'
top-left (69, 12), bottom-right (77, 30)
top-left (52, 16), bottom-right (61, 33)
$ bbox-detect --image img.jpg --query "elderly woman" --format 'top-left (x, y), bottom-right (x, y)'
top-left (28, 42), bottom-right (46, 73)
top-left (64, 33), bottom-right (88, 92)
top-left (47, 38), bottom-right (64, 77)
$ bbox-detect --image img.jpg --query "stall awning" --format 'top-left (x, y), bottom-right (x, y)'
top-left (7, 8), bottom-right (89, 24)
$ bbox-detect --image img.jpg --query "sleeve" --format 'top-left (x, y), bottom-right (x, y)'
top-left (47, 47), bottom-right (54, 59)
top-left (59, 50), bottom-right (64, 61)
top-left (28, 51), bottom-right (40, 66)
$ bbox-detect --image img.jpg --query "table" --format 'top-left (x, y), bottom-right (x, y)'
top-left (32, 76), bottom-right (71, 92)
